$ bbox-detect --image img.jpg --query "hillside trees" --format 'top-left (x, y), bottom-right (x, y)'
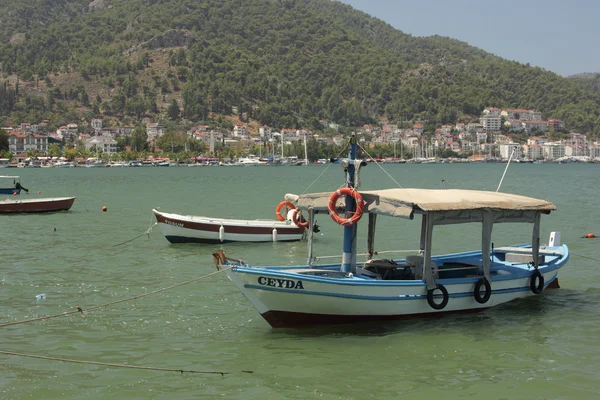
top-left (0, 0), bottom-right (598, 137)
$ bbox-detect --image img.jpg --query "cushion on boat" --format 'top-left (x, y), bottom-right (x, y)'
top-left (505, 253), bottom-right (544, 265)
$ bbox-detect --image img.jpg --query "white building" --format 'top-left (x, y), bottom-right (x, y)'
top-left (233, 125), bottom-right (248, 138)
top-left (476, 131), bottom-right (488, 143)
top-left (522, 144), bottom-right (543, 160)
top-left (483, 107), bottom-right (501, 117)
top-left (499, 142), bottom-right (522, 160)
top-left (146, 123), bottom-right (164, 140)
top-left (542, 142), bottom-right (565, 160)
top-left (86, 136), bottom-right (118, 155)
top-left (480, 116), bottom-right (502, 132)
top-left (91, 118), bottom-right (103, 133)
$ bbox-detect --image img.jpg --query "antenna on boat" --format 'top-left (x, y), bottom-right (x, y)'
top-left (496, 148), bottom-right (516, 192)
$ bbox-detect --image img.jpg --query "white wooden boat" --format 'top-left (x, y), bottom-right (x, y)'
top-left (153, 207), bottom-right (310, 244)
top-left (214, 136), bottom-right (569, 328)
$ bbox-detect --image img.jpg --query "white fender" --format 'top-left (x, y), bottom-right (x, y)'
top-left (272, 228), bottom-right (278, 242)
top-left (219, 225), bottom-right (224, 242)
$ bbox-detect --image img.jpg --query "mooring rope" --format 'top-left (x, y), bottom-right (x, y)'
top-left (0, 266), bottom-right (233, 328)
top-left (0, 351), bottom-right (247, 375)
top-left (113, 222), bottom-right (157, 247)
top-left (571, 252), bottom-right (600, 262)
top-left (356, 142), bottom-right (403, 188)
top-left (300, 140), bottom-right (350, 195)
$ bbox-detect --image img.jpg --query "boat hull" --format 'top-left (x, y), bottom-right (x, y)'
top-left (153, 209), bottom-right (306, 243)
top-left (0, 197), bottom-right (76, 213)
top-left (225, 245), bottom-right (568, 327)
top-left (0, 188), bottom-right (20, 195)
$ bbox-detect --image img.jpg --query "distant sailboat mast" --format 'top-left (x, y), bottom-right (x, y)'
top-left (303, 134), bottom-right (308, 165)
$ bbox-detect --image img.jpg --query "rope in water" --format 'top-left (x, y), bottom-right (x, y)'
top-left (571, 252), bottom-right (600, 262)
top-left (0, 351), bottom-right (244, 375)
top-left (113, 211), bottom-right (158, 247)
top-left (0, 266), bottom-right (233, 328)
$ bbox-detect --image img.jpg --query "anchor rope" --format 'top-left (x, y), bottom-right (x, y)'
top-left (356, 142), bottom-right (403, 188)
top-left (113, 219), bottom-right (157, 247)
top-left (571, 252), bottom-right (600, 262)
top-left (0, 266), bottom-right (233, 328)
top-left (0, 351), bottom-right (247, 375)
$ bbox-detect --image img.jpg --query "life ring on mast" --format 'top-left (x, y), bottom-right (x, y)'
top-left (530, 269), bottom-right (544, 294)
top-left (328, 187), bottom-right (364, 226)
top-left (473, 277), bottom-right (491, 304)
top-left (275, 201), bottom-right (295, 221)
top-left (427, 284), bottom-right (449, 310)
top-left (292, 208), bottom-right (309, 228)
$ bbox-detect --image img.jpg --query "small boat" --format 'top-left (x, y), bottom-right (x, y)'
top-left (0, 175), bottom-right (28, 195)
top-left (153, 202), bottom-right (314, 243)
top-left (0, 197), bottom-right (76, 213)
top-left (214, 135), bottom-right (569, 328)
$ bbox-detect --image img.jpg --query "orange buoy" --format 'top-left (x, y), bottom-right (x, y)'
top-left (583, 233), bottom-right (596, 238)
top-left (102, 206), bottom-right (108, 212)
top-left (37, 191), bottom-right (41, 194)
top-left (13, 192), bottom-right (17, 196)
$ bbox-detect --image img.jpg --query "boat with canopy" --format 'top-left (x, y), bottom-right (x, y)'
top-left (213, 135), bottom-right (569, 328)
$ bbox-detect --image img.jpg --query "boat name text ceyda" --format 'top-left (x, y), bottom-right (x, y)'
top-left (258, 276), bottom-right (304, 290)
top-left (165, 219), bottom-right (184, 228)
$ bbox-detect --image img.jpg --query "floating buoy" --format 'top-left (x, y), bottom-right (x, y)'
top-left (37, 191), bottom-right (41, 194)
top-left (583, 233), bottom-right (596, 239)
top-left (13, 192), bottom-right (17, 196)
top-left (102, 206), bottom-right (108, 212)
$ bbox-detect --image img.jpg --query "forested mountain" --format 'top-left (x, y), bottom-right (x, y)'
top-left (568, 73), bottom-right (600, 95)
top-left (1, 0), bottom-right (599, 137)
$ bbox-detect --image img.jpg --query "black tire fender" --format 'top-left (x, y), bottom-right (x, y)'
top-left (474, 277), bottom-right (492, 304)
top-left (530, 269), bottom-right (544, 294)
top-left (427, 284), bottom-right (449, 310)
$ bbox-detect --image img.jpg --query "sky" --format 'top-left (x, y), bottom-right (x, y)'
top-left (339, 0), bottom-right (599, 77)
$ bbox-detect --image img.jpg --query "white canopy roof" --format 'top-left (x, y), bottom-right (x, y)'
top-left (287, 188), bottom-right (556, 219)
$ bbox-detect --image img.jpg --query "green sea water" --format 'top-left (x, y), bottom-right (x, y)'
top-left (1, 163), bottom-right (599, 399)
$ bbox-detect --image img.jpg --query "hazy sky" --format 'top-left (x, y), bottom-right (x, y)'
top-left (339, 0), bottom-right (599, 77)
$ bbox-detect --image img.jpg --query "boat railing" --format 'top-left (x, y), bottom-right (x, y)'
top-left (313, 249), bottom-right (422, 262)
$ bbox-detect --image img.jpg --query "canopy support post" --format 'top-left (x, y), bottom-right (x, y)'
top-left (423, 214), bottom-right (436, 290)
top-left (532, 212), bottom-right (541, 269)
top-left (307, 207), bottom-right (315, 266)
top-left (482, 211), bottom-right (493, 282)
top-left (367, 213), bottom-right (377, 260)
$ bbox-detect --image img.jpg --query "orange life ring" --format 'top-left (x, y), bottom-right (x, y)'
top-left (275, 200), bottom-right (295, 221)
top-left (328, 187), bottom-right (364, 226)
top-left (292, 208), bottom-right (309, 228)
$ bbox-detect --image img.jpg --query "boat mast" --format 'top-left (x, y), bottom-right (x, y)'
top-left (341, 134), bottom-right (358, 274)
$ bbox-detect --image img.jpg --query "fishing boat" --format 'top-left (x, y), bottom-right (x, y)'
top-left (213, 135), bottom-right (569, 328)
top-left (0, 197), bottom-right (76, 213)
top-left (153, 201), bottom-right (316, 243)
top-left (0, 175), bottom-right (28, 195)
